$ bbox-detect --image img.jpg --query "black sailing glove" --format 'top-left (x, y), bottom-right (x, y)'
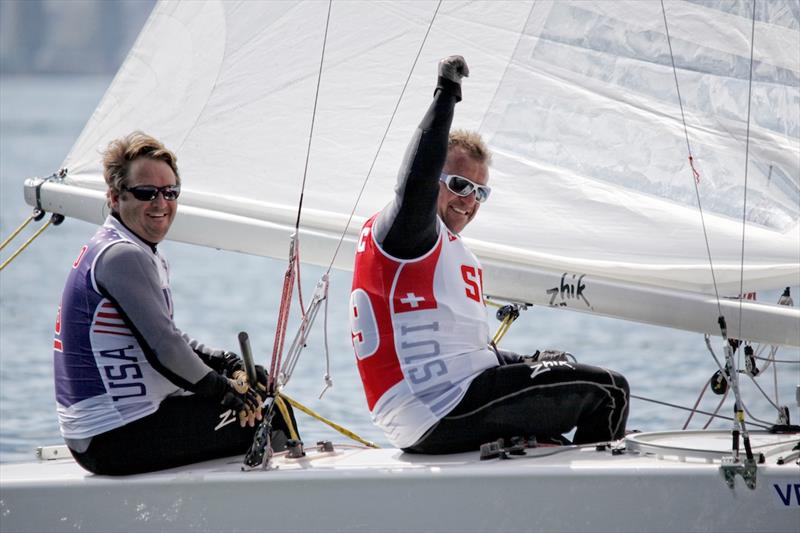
top-left (436, 55), bottom-right (469, 102)
top-left (492, 347), bottom-right (524, 365)
top-left (529, 350), bottom-right (575, 363)
top-left (229, 364), bottom-right (269, 396)
top-left (195, 348), bottom-right (244, 377)
top-left (438, 54), bottom-right (469, 83)
top-left (227, 364), bottom-right (270, 426)
top-left (195, 371), bottom-right (264, 427)
top-left (254, 364), bottom-right (269, 390)
top-left (222, 376), bottom-right (264, 428)
top-left (219, 351), bottom-right (244, 377)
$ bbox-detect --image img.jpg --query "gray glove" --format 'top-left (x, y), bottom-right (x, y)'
top-left (438, 55), bottom-right (469, 84)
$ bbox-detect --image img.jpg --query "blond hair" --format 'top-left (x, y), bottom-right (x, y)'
top-left (103, 131), bottom-right (179, 197)
top-left (448, 129), bottom-right (491, 165)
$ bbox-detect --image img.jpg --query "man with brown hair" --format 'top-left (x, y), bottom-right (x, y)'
top-left (54, 131), bottom-right (295, 474)
top-left (350, 57), bottom-right (629, 454)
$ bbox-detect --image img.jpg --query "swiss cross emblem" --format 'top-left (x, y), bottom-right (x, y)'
top-left (399, 292), bottom-right (426, 308)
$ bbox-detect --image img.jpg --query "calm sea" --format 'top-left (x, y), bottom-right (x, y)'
top-left (1, 76), bottom-right (797, 464)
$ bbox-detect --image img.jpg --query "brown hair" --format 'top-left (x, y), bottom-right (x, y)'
top-left (103, 131), bottom-right (180, 198)
top-left (448, 129), bottom-right (492, 165)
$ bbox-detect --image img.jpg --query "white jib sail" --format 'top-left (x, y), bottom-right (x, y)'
top-left (26, 0), bottom-right (800, 346)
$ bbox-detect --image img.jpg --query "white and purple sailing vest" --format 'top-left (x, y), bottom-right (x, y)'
top-left (54, 217), bottom-right (181, 439)
top-left (350, 215), bottom-right (498, 448)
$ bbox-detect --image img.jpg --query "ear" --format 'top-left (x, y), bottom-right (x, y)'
top-left (108, 189), bottom-right (121, 212)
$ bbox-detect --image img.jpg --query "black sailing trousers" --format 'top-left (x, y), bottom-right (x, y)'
top-left (404, 361), bottom-right (630, 454)
top-left (70, 394), bottom-right (297, 475)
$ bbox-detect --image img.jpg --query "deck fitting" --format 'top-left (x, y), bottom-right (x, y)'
top-left (720, 457), bottom-right (758, 490)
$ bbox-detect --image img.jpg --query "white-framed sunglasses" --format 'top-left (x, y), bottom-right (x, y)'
top-left (439, 173), bottom-right (491, 203)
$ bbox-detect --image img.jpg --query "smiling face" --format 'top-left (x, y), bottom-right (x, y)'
top-left (109, 157), bottom-right (178, 244)
top-left (437, 146), bottom-right (489, 234)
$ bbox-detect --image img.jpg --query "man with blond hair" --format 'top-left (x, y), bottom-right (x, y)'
top-left (350, 56), bottom-right (629, 453)
top-left (54, 132), bottom-right (295, 474)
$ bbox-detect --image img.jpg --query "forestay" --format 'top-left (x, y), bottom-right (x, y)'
top-left (27, 0), bottom-right (799, 345)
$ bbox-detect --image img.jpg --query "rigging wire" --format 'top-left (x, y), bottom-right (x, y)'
top-left (744, 373), bottom-right (783, 414)
top-left (702, 390), bottom-right (728, 430)
top-left (294, 1), bottom-right (333, 233)
top-left (319, 290), bottom-right (333, 398)
top-left (704, 335), bottom-right (729, 378)
top-left (750, 343), bottom-right (785, 408)
top-left (659, 0), bottom-right (722, 315)
top-left (682, 378), bottom-right (711, 430)
top-left (272, 0), bottom-right (443, 402)
top-left (722, 0), bottom-right (760, 463)
top-left (295, 244), bottom-right (307, 318)
top-left (267, 0), bottom-right (444, 400)
top-left (677, 342), bottom-right (793, 430)
top-left (324, 0), bottom-right (443, 274)
top-left (661, 0), bottom-right (766, 465)
top-left (736, 1), bottom-right (758, 356)
top-left (631, 393), bottom-right (771, 430)
top-left (278, 275), bottom-right (329, 388)
top-left (771, 345), bottom-right (781, 407)
top-left (267, 0), bottom-right (333, 393)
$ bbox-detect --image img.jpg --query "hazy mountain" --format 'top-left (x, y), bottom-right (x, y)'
top-left (0, 0), bottom-right (155, 75)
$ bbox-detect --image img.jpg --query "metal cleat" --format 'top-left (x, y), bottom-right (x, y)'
top-left (479, 439), bottom-right (505, 460)
top-left (287, 439), bottom-right (306, 458)
top-left (316, 440), bottom-right (334, 452)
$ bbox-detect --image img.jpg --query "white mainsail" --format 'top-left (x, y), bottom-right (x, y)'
top-left (27, 0), bottom-right (799, 345)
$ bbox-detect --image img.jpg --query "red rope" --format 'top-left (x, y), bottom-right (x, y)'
top-left (268, 260), bottom-right (295, 392)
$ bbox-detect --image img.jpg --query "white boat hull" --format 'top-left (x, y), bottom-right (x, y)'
top-left (1, 431), bottom-right (797, 532)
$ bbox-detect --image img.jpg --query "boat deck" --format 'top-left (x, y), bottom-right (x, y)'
top-left (1, 431), bottom-right (797, 532)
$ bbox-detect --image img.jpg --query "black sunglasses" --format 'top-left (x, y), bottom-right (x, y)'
top-left (439, 173), bottom-right (491, 203)
top-left (122, 184), bottom-right (181, 202)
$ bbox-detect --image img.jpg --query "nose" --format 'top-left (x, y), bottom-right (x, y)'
top-left (151, 193), bottom-right (169, 207)
top-left (461, 190), bottom-right (478, 205)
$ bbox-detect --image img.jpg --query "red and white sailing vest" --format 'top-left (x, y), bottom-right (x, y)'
top-left (350, 215), bottom-right (497, 448)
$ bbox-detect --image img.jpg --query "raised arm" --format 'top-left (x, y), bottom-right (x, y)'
top-left (374, 56), bottom-right (469, 259)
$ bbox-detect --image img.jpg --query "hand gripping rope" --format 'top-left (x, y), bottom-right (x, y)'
top-left (241, 332), bottom-right (301, 471)
top-left (241, 326), bottom-right (377, 471)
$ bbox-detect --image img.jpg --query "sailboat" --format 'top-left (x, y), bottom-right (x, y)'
top-left (1, 1), bottom-right (798, 531)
